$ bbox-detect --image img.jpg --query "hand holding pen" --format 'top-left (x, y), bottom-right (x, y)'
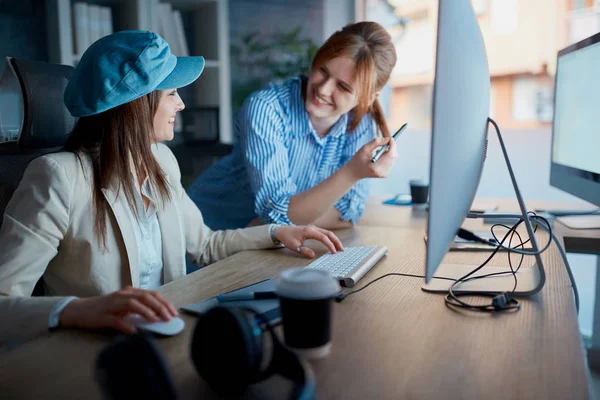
top-left (344, 123), bottom-right (404, 180)
top-left (371, 123), bottom-right (408, 163)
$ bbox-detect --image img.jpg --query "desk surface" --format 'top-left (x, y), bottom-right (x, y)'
top-left (0, 199), bottom-right (592, 399)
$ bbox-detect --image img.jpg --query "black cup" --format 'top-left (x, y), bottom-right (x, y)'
top-left (410, 179), bottom-right (429, 208)
top-left (275, 268), bottom-right (340, 359)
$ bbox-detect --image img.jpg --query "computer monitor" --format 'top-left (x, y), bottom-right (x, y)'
top-left (422, 0), bottom-right (545, 295)
top-left (550, 32), bottom-right (600, 209)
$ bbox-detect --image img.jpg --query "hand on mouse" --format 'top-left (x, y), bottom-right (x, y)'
top-left (59, 286), bottom-right (178, 334)
top-left (275, 225), bottom-right (344, 258)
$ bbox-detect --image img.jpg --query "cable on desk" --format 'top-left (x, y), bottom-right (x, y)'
top-left (338, 214), bottom-right (579, 315)
top-left (337, 219), bottom-right (532, 305)
top-left (335, 273), bottom-right (455, 302)
top-left (444, 216), bottom-right (539, 312)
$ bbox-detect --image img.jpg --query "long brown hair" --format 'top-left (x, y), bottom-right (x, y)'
top-left (311, 21), bottom-right (397, 136)
top-left (64, 91), bottom-right (171, 247)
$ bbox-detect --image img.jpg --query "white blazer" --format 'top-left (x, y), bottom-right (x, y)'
top-left (0, 143), bottom-right (274, 344)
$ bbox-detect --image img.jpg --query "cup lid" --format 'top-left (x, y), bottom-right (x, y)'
top-left (275, 267), bottom-right (341, 300)
top-left (409, 179), bottom-right (428, 186)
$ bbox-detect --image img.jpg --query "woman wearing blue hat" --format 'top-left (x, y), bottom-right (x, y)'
top-left (187, 22), bottom-right (398, 231)
top-left (0, 30), bottom-right (343, 344)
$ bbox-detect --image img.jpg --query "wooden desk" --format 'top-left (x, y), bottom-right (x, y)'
top-left (362, 196), bottom-right (600, 253)
top-left (0, 201), bottom-right (591, 399)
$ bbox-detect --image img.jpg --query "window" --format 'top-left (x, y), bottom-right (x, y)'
top-left (569, 0), bottom-right (596, 10)
top-left (512, 76), bottom-right (537, 122)
top-left (471, 0), bottom-right (489, 16)
top-left (491, 0), bottom-right (518, 35)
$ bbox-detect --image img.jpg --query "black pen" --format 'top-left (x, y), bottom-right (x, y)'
top-left (371, 123), bottom-right (408, 163)
top-left (216, 291), bottom-right (278, 302)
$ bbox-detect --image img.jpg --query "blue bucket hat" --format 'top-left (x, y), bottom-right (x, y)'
top-left (64, 30), bottom-right (205, 117)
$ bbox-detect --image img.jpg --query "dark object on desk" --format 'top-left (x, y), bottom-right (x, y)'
top-left (217, 290), bottom-right (277, 302)
top-left (276, 268), bottom-right (340, 360)
top-left (96, 333), bottom-right (177, 400)
top-left (191, 306), bottom-right (316, 399)
top-left (409, 179), bottom-right (429, 208)
top-left (456, 228), bottom-right (496, 245)
top-left (181, 279), bottom-right (281, 324)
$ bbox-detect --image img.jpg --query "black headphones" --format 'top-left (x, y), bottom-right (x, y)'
top-left (96, 306), bottom-right (316, 400)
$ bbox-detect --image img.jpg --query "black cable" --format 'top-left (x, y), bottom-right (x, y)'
top-left (338, 215), bottom-right (554, 313)
top-left (337, 220), bottom-right (533, 304)
top-left (335, 272), bottom-right (455, 302)
top-left (446, 214), bottom-right (553, 312)
top-left (444, 217), bottom-right (529, 312)
top-left (337, 209), bottom-right (573, 316)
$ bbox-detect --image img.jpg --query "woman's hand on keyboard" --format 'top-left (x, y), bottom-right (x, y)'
top-left (275, 225), bottom-right (344, 258)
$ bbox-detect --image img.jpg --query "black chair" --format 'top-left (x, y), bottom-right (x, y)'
top-left (0, 57), bottom-right (76, 228)
top-left (0, 57), bottom-right (77, 295)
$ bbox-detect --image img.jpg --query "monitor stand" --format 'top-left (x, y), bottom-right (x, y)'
top-left (422, 263), bottom-right (542, 294)
top-left (422, 118), bottom-right (546, 297)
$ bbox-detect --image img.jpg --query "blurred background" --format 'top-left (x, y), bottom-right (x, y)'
top-left (0, 0), bottom-right (598, 341)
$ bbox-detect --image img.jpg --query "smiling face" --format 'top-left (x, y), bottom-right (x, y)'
top-left (153, 89), bottom-right (185, 143)
top-left (305, 56), bottom-right (359, 135)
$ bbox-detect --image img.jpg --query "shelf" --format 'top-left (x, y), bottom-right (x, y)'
top-left (167, 0), bottom-right (218, 11)
top-left (46, 0), bottom-right (232, 144)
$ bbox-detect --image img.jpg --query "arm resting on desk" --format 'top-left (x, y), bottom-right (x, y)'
top-left (0, 295), bottom-right (67, 346)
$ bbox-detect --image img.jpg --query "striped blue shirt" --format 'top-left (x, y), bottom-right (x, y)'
top-left (186, 76), bottom-right (376, 230)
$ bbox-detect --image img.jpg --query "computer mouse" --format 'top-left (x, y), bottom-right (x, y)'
top-left (394, 193), bottom-right (412, 205)
top-left (125, 314), bottom-right (185, 336)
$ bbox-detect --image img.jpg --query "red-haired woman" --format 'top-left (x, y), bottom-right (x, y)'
top-left (188, 21), bottom-right (399, 231)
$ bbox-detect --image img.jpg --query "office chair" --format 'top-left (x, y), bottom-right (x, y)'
top-left (0, 57), bottom-right (76, 227)
top-left (0, 57), bottom-right (77, 295)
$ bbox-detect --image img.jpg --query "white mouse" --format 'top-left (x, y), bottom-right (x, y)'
top-left (125, 314), bottom-right (185, 336)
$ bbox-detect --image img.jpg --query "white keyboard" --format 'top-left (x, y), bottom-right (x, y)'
top-left (306, 246), bottom-right (388, 287)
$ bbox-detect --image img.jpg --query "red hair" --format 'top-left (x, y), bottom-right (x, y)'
top-left (311, 22), bottom-right (397, 136)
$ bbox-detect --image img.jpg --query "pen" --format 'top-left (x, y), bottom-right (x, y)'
top-left (371, 123), bottom-right (408, 163)
top-left (216, 291), bottom-right (278, 302)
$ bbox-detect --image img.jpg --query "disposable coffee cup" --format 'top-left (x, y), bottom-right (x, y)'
top-left (275, 267), bottom-right (341, 359)
top-left (410, 179), bottom-right (429, 209)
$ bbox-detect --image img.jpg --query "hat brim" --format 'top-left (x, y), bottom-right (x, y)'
top-left (156, 56), bottom-right (205, 90)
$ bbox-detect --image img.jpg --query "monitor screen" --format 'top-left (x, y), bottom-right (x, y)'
top-left (553, 41), bottom-right (600, 175)
top-left (425, 0), bottom-right (490, 282)
top-left (550, 32), bottom-right (600, 207)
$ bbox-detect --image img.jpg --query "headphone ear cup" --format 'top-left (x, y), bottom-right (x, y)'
top-left (269, 338), bottom-right (316, 400)
top-left (96, 333), bottom-right (177, 400)
top-left (191, 306), bottom-right (264, 397)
